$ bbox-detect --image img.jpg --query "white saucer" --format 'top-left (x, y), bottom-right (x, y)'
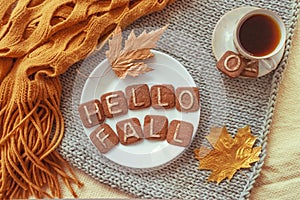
top-left (212, 6), bottom-right (285, 77)
top-left (80, 50), bottom-right (200, 169)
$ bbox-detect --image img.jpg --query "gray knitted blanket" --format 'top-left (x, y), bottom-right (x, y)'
top-left (59, 0), bottom-right (299, 199)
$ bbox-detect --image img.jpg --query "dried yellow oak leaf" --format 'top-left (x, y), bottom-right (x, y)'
top-left (194, 126), bottom-right (262, 184)
top-left (106, 25), bottom-right (168, 79)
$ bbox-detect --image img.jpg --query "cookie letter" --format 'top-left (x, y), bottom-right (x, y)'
top-left (216, 51), bottom-right (246, 78)
top-left (175, 87), bottom-right (200, 112)
top-left (144, 115), bottom-right (168, 140)
top-left (151, 85), bottom-right (175, 109)
top-left (240, 60), bottom-right (259, 78)
top-left (90, 123), bottom-right (119, 153)
top-left (126, 84), bottom-right (151, 110)
top-left (167, 120), bottom-right (194, 147)
top-left (101, 91), bottom-right (128, 118)
top-left (116, 118), bottom-right (143, 145)
top-left (123, 122), bottom-right (139, 142)
top-left (157, 87), bottom-right (168, 107)
top-left (172, 123), bottom-right (183, 143)
top-left (96, 129), bottom-right (109, 147)
top-left (131, 87), bottom-right (144, 107)
top-left (78, 100), bottom-right (105, 128)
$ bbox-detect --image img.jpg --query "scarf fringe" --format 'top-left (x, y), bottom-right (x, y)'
top-left (0, 77), bottom-right (83, 199)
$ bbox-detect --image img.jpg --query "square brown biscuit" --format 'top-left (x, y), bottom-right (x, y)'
top-left (78, 100), bottom-right (105, 128)
top-left (217, 51), bottom-right (246, 78)
top-left (144, 115), bottom-right (168, 140)
top-left (90, 123), bottom-right (119, 153)
top-left (167, 120), bottom-right (194, 147)
top-left (126, 84), bottom-right (151, 110)
top-left (151, 84), bottom-right (175, 109)
top-left (175, 87), bottom-right (200, 112)
top-left (101, 90), bottom-right (128, 118)
top-left (116, 118), bottom-right (143, 145)
top-left (240, 59), bottom-right (259, 78)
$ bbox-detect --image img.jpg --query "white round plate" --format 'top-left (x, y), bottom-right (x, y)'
top-left (212, 6), bottom-right (285, 77)
top-left (80, 50), bottom-right (200, 169)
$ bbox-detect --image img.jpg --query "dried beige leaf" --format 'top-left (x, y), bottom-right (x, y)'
top-left (114, 49), bottom-right (154, 65)
top-left (126, 63), bottom-right (153, 78)
top-left (106, 26), bottom-right (123, 65)
top-left (105, 25), bottom-right (168, 79)
top-left (122, 25), bottom-right (168, 54)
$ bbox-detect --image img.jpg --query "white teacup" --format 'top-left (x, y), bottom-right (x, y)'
top-left (233, 8), bottom-right (286, 60)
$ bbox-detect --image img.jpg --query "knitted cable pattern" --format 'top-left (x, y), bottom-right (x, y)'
top-left (59, 0), bottom-right (299, 199)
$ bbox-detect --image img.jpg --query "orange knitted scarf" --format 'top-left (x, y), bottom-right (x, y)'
top-left (0, 0), bottom-right (173, 198)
